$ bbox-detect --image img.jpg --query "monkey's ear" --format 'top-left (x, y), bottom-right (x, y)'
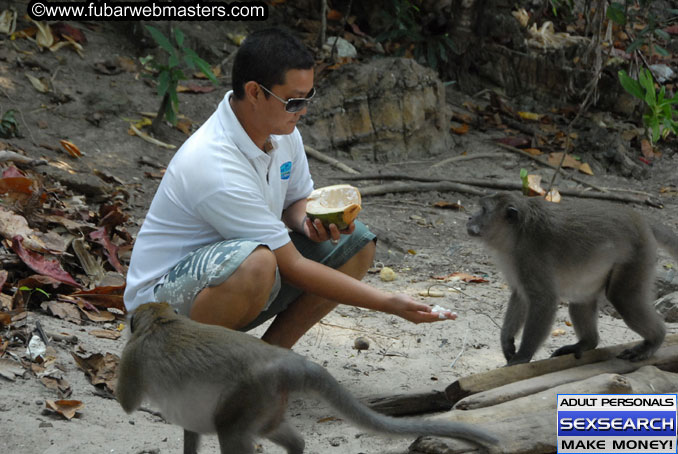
top-left (506, 205), bottom-right (519, 222)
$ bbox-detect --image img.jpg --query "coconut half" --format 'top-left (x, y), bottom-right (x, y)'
top-left (306, 184), bottom-right (362, 230)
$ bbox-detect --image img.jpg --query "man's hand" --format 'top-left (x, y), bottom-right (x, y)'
top-left (302, 217), bottom-right (355, 244)
top-left (385, 294), bottom-right (458, 324)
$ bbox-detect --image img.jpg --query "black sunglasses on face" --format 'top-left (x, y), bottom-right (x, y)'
top-left (258, 84), bottom-right (316, 113)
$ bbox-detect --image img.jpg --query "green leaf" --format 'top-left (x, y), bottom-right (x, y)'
top-left (139, 55), bottom-right (154, 65)
top-left (638, 69), bottom-right (656, 107)
top-left (183, 47), bottom-right (199, 60)
top-left (520, 168), bottom-right (529, 195)
top-left (653, 44), bottom-right (669, 57)
top-left (618, 70), bottom-right (644, 100)
top-left (193, 57), bottom-right (218, 85)
top-left (651, 120), bottom-right (660, 143)
top-left (606, 2), bottom-right (626, 25)
top-left (36, 288), bottom-right (50, 297)
top-left (0, 109), bottom-right (18, 139)
top-left (19, 286), bottom-right (31, 291)
top-left (168, 54), bottom-right (179, 69)
top-left (174, 28), bottom-right (185, 47)
top-left (145, 25), bottom-right (175, 55)
top-left (654, 29), bottom-right (670, 41)
top-left (438, 41), bottom-right (448, 63)
top-left (169, 89), bottom-right (179, 113)
top-left (662, 102), bottom-right (671, 120)
top-left (626, 38), bottom-right (644, 54)
top-left (172, 68), bottom-right (187, 83)
top-left (157, 70), bottom-right (170, 97)
top-left (443, 35), bottom-right (456, 53)
top-left (183, 55), bottom-right (196, 70)
top-left (164, 97), bottom-right (176, 125)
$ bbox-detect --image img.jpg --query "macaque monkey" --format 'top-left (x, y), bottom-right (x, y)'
top-left (116, 302), bottom-right (498, 454)
top-left (467, 192), bottom-right (677, 366)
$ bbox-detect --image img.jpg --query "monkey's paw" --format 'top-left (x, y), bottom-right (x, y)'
top-left (617, 342), bottom-right (656, 362)
top-left (505, 355), bottom-right (531, 366)
top-left (501, 338), bottom-right (516, 362)
top-left (551, 343), bottom-right (584, 359)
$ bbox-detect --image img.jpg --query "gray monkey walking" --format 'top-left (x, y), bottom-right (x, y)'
top-left (467, 192), bottom-right (677, 366)
top-left (116, 302), bottom-right (498, 453)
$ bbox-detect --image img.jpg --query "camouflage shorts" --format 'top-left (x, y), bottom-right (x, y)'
top-left (153, 221), bottom-right (376, 331)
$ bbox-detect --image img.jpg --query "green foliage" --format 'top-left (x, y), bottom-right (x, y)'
top-left (548, 0), bottom-right (575, 18)
top-left (520, 168), bottom-right (529, 195)
top-left (0, 109), bottom-right (18, 139)
top-left (375, 0), bottom-right (455, 71)
top-left (606, 1), bottom-right (676, 56)
top-left (19, 286), bottom-right (51, 298)
top-left (142, 25), bottom-right (218, 125)
top-left (618, 68), bottom-right (678, 143)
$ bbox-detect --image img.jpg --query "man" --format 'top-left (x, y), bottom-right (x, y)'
top-left (124, 28), bottom-right (454, 348)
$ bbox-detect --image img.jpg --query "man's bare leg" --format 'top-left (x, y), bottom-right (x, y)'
top-left (262, 240), bottom-right (376, 348)
top-left (189, 246), bottom-right (277, 329)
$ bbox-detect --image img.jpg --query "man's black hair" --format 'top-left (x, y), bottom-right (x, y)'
top-left (232, 28), bottom-right (314, 100)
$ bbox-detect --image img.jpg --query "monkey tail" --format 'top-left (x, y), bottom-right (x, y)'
top-left (297, 361), bottom-right (499, 447)
top-left (652, 223), bottom-right (678, 261)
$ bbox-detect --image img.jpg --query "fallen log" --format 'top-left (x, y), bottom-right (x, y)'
top-left (304, 145), bottom-right (360, 175)
top-left (455, 340), bottom-right (678, 410)
top-left (446, 334), bottom-right (678, 406)
top-left (361, 389), bottom-right (452, 416)
top-left (409, 366), bottom-right (678, 454)
top-left (340, 173), bottom-right (659, 205)
top-left (360, 181), bottom-right (486, 197)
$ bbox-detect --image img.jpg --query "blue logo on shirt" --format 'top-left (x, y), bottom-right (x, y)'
top-left (280, 161), bottom-right (292, 180)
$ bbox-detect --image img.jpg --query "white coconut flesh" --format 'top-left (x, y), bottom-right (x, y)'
top-left (306, 184), bottom-right (362, 227)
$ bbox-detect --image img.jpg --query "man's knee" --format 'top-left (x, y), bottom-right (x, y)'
top-left (237, 246), bottom-right (277, 298)
top-left (357, 239), bottom-right (376, 262)
top-left (190, 246), bottom-right (277, 329)
top-left (339, 239), bottom-right (375, 279)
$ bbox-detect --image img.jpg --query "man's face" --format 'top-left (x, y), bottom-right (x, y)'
top-left (261, 68), bottom-right (314, 136)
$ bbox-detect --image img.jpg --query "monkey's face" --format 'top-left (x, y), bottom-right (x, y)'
top-left (467, 194), bottom-right (519, 248)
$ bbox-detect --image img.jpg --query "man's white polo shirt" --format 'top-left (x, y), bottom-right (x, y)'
top-left (124, 91), bottom-right (314, 312)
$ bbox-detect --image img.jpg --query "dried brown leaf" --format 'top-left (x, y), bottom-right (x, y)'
top-left (42, 301), bottom-right (82, 324)
top-left (641, 139), bottom-right (655, 159)
top-left (496, 137), bottom-right (530, 148)
top-left (578, 162), bottom-right (594, 176)
top-left (0, 358), bottom-right (25, 380)
top-left (431, 272), bottom-right (489, 283)
top-left (71, 352), bottom-right (119, 394)
top-left (177, 84), bottom-right (216, 94)
top-left (432, 201), bottom-right (464, 211)
top-left (0, 208), bottom-right (71, 254)
top-left (89, 227), bottom-right (125, 273)
top-left (40, 376), bottom-right (72, 397)
top-left (11, 236), bottom-right (81, 287)
top-left (45, 399), bottom-right (83, 420)
top-left (26, 74), bottom-right (49, 93)
top-left (59, 140), bottom-right (82, 158)
top-left (89, 329), bottom-right (121, 340)
top-left (451, 123), bottom-right (469, 135)
top-left (547, 152), bottom-right (581, 170)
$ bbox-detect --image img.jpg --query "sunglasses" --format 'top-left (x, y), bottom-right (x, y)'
top-left (259, 84), bottom-right (316, 113)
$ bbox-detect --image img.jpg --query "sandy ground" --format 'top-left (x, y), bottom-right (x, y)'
top-left (2, 9), bottom-right (678, 454)
top-left (3, 186), bottom-right (676, 454)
